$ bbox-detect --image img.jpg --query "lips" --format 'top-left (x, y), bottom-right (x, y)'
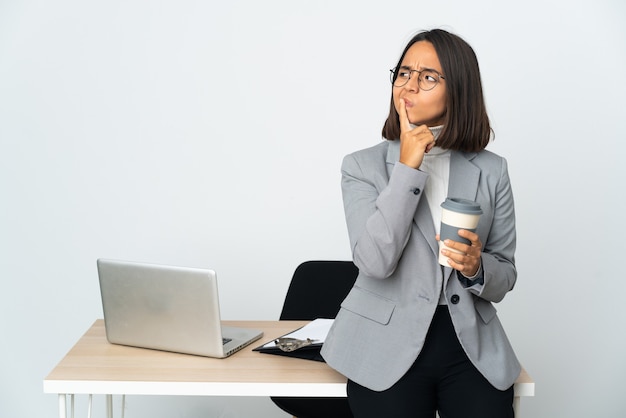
top-left (403, 98), bottom-right (413, 108)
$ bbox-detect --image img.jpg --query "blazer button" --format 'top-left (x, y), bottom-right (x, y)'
top-left (450, 294), bottom-right (460, 304)
top-left (411, 188), bottom-right (421, 195)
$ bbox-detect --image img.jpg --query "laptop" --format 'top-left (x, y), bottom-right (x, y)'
top-left (97, 259), bottom-right (263, 358)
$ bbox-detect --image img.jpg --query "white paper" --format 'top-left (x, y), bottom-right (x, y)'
top-left (261, 318), bottom-right (334, 348)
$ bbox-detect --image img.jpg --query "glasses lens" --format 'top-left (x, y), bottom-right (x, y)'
top-left (419, 70), bottom-right (439, 91)
top-left (391, 69), bottom-right (409, 87)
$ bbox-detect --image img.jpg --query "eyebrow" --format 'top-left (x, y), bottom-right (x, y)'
top-left (399, 64), bottom-right (440, 73)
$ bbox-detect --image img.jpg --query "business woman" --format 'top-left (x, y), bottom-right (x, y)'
top-left (321, 29), bottom-right (521, 417)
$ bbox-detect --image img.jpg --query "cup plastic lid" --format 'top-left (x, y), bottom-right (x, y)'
top-left (441, 197), bottom-right (483, 215)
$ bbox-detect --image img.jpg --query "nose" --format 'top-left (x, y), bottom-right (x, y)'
top-left (405, 71), bottom-right (420, 92)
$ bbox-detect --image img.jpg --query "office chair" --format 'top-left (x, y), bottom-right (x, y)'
top-left (271, 260), bottom-right (358, 418)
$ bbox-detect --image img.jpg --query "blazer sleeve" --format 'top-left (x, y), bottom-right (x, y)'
top-left (341, 152), bottom-right (428, 279)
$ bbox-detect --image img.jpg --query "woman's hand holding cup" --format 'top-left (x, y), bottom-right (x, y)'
top-left (437, 229), bottom-right (483, 277)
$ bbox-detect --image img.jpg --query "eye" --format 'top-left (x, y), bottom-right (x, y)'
top-left (422, 71), bottom-right (438, 82)
top-left (397, 70), bottom-right (411, 78)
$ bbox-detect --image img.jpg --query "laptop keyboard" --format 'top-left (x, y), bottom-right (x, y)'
top-left (222, 338), bottom-right (232, 345)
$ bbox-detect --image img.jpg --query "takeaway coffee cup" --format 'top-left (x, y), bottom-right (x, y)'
top-left (438, 197), bottom-right (483, 266)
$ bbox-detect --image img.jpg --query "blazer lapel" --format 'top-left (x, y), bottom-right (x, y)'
top-left (415, 197), bottom-right (438, 257)
top-left (449, 151), bottom-right (480, 202)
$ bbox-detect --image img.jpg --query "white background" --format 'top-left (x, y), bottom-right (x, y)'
top-left (1, 1), bottom-right (625, 417)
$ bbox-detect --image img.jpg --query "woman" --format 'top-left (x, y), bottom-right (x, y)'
top-left (321, 29), bottom-right (520, 417)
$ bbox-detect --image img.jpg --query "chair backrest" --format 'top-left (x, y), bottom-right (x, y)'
top-left (279, 260), bottom-right (359, 320)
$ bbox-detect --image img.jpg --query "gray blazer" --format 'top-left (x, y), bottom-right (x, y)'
top-left (321, 140), bottom-right (520, 392)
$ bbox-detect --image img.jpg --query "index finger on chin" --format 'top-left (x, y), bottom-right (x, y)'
top-left (398, 99), bottom-right (411, 133)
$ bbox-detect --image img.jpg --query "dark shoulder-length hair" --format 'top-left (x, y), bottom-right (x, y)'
top-left (382, 29), bottom-right (492, 152)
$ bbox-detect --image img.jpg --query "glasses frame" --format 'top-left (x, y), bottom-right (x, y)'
top-left (389, 67), bottom-right (445, 91)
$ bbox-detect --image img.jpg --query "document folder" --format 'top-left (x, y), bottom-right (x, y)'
top-left (253, 318), bottom-right (333, 362)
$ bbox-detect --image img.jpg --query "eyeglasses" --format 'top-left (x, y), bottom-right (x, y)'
top-left (389, 67), bottom-right (445, 91)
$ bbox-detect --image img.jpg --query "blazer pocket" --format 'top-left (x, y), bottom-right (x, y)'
top-left (340, 286), bottom-right (396, 325)
top-left (474, 298), bottom-right (497, 324)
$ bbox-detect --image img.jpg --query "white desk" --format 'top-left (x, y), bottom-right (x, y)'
top-left (44, 320), bottom-right (534, 417)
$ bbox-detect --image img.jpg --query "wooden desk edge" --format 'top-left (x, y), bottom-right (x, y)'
top-left (44, 319), bottom-right (535, 398)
